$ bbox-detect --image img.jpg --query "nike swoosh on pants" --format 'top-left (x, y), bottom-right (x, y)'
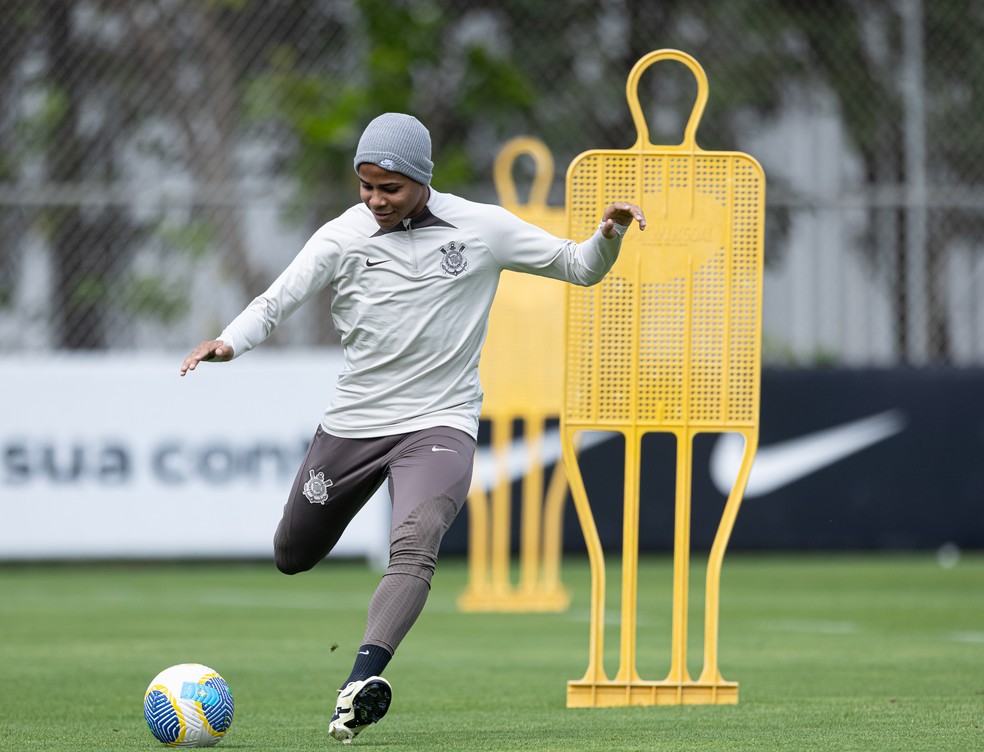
top-left (709, 409), bottom-right (907, 498)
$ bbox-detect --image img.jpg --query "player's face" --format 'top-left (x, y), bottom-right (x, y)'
top-left (358, 164), bottom-right (430, 230)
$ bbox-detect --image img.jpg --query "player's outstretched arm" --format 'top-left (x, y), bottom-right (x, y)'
top-left (179, 340), bottom-right (235, 377)
top-left (600, 202), bottom-right (646, 238)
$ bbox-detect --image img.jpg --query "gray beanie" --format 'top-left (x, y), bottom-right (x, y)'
top-left (353, 113), bottom-right (433, 185)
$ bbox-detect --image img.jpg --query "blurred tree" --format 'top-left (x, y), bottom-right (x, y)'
top-left (0, 4), bottom-right (33, 310)
top-left (611, 0), bottom-right (967, 363)
top-left (10, 0), bottom-right (356, 347)
top-left (0, 0), bottom-right (975, 361)
top-left (244, 0), bottom-right (541, 217)
top-left (41, 0), bottom-right (145, 348)
top-left (711, 0), bottom-right (970, 363)
top-left (922, 0), bottom-right (984, 361)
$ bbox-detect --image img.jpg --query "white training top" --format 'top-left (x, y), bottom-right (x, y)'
top-left (217, 188), bottom-right (624, 439)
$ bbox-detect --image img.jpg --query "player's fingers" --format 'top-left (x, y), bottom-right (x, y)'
top-left (207, 343), bottom-right (233, 362)
top-left (179, 342), bottom-right (217, 376)
top-left (605, 202), bottom-right (645, 230)
top-left (615, 203), bottom-right (645, 227)
top-left (199, 340), bottom-right (223, 358)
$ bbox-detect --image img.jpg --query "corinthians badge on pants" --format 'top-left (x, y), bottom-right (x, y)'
top-left (303, 469), bottom-right (333, 504)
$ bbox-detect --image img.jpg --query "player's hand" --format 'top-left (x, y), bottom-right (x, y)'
top-left (601, 202), bottom-right (646, 238)
top-left (180, 340), bottom-right (234, 377)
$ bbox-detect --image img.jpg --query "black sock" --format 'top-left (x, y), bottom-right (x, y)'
top-left (344, 644), bottom-right (392, 686)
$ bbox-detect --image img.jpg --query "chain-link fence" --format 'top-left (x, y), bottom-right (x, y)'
top-left (0, 0), bottom-right (980, 366)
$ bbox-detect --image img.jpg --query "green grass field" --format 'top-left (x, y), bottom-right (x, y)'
top-left (1, 553), bottom-right (982, 751)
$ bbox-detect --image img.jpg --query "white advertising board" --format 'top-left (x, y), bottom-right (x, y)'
top-left (0, 352), bottom-right (390, 563)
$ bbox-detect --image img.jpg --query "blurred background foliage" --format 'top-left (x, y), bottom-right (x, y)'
top-left (0, 0), bottom-right (980, 365)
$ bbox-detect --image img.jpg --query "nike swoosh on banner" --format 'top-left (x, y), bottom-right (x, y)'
top-left (709, 409), bottom-right (907, 498)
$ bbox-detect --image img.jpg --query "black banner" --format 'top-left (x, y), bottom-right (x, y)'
top-left (443, 368), bottom-right (984, 553)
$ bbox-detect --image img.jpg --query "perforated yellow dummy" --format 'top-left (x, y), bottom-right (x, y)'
top-left (562, 49), bottom-right (765, 706)
top-left (457, 137), bottom-right (572, 613)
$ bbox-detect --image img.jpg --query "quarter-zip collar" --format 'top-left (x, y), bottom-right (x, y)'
top-left (371, 201), bottom-right (457, 237)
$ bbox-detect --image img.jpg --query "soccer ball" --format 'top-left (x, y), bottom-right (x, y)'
top-left (143, 663), bottom-right (235, 747)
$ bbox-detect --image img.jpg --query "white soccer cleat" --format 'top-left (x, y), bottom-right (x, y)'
top-left (328, 676), bottom-right (392, 743)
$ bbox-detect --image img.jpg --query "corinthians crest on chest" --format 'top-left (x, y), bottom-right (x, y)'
top-left (439, 240), bottom-right (468, 276)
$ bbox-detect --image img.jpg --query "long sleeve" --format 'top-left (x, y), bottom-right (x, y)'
top-left (479, 204), bottom-right (626, 286)
top-left (563, 226), bottom-right (626, 285)
top-left (217, 223), bottom-right (343, 357)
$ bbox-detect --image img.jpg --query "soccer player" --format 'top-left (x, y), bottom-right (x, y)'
top-left (180, 113), bottom-right (645, 743)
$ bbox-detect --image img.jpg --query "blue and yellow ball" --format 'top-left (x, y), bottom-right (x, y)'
top-left (143, 663), bottom-right (235, 747)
